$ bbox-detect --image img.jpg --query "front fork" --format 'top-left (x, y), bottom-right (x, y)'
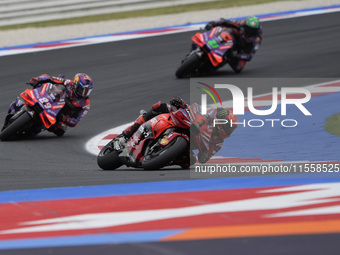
top-left (4, 103), bottom-right (29, 128)
top-left (7, 97), bottom-right (25, 115)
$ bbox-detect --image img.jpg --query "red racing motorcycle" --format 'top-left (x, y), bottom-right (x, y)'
top-left (176, 26), bottom-right (236, 78)
top-left (97, 104), bottom-right (208, 170)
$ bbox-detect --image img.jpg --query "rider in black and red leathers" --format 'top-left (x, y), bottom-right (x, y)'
top-left (194, 107), bottom-right (238, 164)
top-left (118, 97), bottom-right (238, 166)
top-left (2, 73), bottom-right (93, 136)
top-left (205, 16), bottom-right (263, 73)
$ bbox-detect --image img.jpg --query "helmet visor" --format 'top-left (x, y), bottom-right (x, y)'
top-left (75, 83), bottom-right (92, 97)
top-left (244, 26), bottom-right (258, 37)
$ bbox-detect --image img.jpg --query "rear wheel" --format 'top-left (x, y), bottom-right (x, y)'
top-left (97, 141), bottom-right (123, 170)
top-left (175, 52), bottom-right (203, 78)
top-left (0, 111), bottom-right (32, 141)
top-left (142, 136), bottom-right (188, 170)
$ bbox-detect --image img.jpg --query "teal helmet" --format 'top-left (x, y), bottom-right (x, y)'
top-left (244, 16), bottom-right (261, 37)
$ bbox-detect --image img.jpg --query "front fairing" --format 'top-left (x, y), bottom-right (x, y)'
top-left (170, 109), bottom-right (191, 129)
top-left (20, 83), bottom-right (65, 128)
top-left (192, 27), bottom-right (235, 67)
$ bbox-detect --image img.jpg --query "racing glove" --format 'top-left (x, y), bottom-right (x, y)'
top-left (28, 74), bottom-right (52, 88)
top-left (170, 97), bottom-right (187, 109)
top-left (205, 21), bottom-right (216, 31)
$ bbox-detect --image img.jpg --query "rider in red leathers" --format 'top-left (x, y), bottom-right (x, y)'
top-left (118, 97), bottom-right (238, 166)
top-left (194, 106), bottom-right (238, 164)
top-left (2, 73), bottom-right (93, 136)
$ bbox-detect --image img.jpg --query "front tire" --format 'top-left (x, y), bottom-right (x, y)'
top-left (175, 52), bottom-right (202, 78)
top-left (97, 141), bottom-right (123, 170)
top-left (0, 111), bottom-right (32, 141)
top-left (142, 136), bottom-right (188, 170)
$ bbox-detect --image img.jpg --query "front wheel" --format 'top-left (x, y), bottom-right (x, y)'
top-left (97, 141), bottom-right (123, 170)
top-left (175, 52), bottom-right (203, 78)
top-left (142, 136), bottom-right (188, 170)
top-left (0, 111), bottom-right (32, 141)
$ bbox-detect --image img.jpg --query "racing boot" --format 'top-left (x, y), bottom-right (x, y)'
top-left (52, 122), bottom-right (68, 137)
top-left (121, 101), bottom-right (171, 139)
top-left (228, 58), bottom-right (246, 73)
top-left (190, 150), bottom-right (197, 166)
top-left (121, 110), bottom-right (147, 139)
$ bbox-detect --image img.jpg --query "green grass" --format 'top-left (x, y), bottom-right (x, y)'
top-left (0, 0), bottom-right (295, 30)
top-left (325, 113), bottom-right (340, 137)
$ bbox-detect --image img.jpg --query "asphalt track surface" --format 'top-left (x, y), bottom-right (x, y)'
top-left (0, 12), bottom-right (340, 254)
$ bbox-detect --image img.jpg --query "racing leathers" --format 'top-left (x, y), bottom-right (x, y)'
top-left (205, 18), bottom-right (263, 73)
top-left (194, 107), bottom-right (238, 164)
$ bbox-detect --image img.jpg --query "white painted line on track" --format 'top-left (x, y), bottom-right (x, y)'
top-left (1, 5), bottom-right (340, 56)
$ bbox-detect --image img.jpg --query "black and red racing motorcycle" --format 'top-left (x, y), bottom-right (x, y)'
top-left (97, 104), bottom-right (208, 170)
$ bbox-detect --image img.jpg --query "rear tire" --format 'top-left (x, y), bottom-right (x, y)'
top-left (175, 52), bottom-right (202, 78)
top-left (97, 141), bottom-right (123, 170)
top-left (142, 136), bottom-right (188, 170)
top-left (0, 111), bottom-right (32, 141)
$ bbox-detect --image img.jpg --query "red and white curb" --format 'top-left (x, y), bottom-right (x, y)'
top-left (85, 122), bottom-right (132, 155)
